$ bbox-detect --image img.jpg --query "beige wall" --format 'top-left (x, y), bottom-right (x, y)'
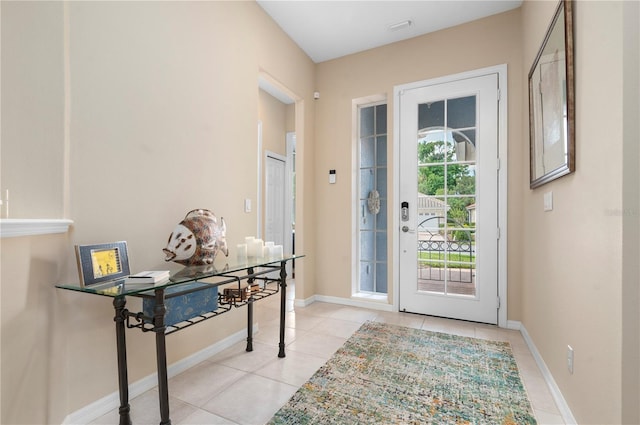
top-left (285, 104), bottom-right (295, 134)
top-left (521, 1), bottom-right (636, 423)
top-left (259, 89), bottom-right (288, 157)
top-left (314, 9), bottom-right (524, 311)
top-left (1, 235), bottom-right (70, 424)
top-left (0, 1), bottom-right (66, 218)
top-left (1, 1), bottom-right (316, 423)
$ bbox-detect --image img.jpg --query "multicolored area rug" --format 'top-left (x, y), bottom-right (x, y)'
top-left (268, 321), bottom-right (537, 425)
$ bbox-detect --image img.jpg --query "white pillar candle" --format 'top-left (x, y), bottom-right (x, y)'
top-left (245, 237), bottom-right (255, 257)
top-left (237, 244), bottom-right (247, 263)
top-left (263, 242), bottom-right (275, 259)
top-left (246, 244), bottom-right (254, 258)
top-left (251, 239), bottom-right (264, 258)
top-left (274, 245), bottom-right (283, 259)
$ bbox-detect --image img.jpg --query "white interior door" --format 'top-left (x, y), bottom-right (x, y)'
top-left (264, 152), bottom-right (289, 276)
top-left (265, 153), bottom-right (286, 245)
top-left (398, 73), bottom-right (499, 324)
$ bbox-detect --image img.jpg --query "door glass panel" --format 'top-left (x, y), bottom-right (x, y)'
top-left (376, 104), bottom-right (387, 134)
top-left (448, 196), bottom-right (475, 221)
top-left (360, 261), bottom-right (374, 291)
top-left (376, 136), bottom-right (387, 166)
top-left (453, 129), bottom-right (476, 160)
top-left (360, 231), bottom-right (374, 261)
top-left (447, 96), bottom-right (476, 129)
top-left (360, 169), bottom-right (374, 198)
top-left (448, 165), bottom-right (476, 195)
top-left (375, 263), bottom-right (388, 293)
top-left (418, 164), bottom-right (445, 196)
top-left (376, 232), bottom-right (387, 262)
top-left (360, 200), bottom-right (374, 230)
top-left (418, 100), bottom-right (444, 129)
top-left (360, 106), bottom-right (375, 137)
top-left (418, 135), bottom-right (447, 164)
top-left (361, 137), bottom-right (375, 167)
top-left (416, 95), bottom-right (477, 297)
top-left (376, 168), bottom-right (387, 198)
top-left (450, 132), bottom-right (476, 162)
top-left (376, 199), bottom-right (387, 230)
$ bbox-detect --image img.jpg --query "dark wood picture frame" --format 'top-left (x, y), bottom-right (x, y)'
top-left (529, 0), bottom-right (575, 189)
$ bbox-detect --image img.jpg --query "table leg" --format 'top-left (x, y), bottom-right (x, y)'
top-left (246, 269), bottom-right (254, 352)
top-left (246, 298), bottom-right (254, 352)
top-left (153, 289), bottom-right (172, 425)
top-left (278, 261), bottom-right (288, 358)
top-left (113, 297), bottom-right (132, 425)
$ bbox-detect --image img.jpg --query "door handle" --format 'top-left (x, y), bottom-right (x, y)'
top-left (401, 226), bottom-right (415, 233)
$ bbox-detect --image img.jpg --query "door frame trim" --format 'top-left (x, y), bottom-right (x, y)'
top-left (392, 64), bottom-right (508, 327)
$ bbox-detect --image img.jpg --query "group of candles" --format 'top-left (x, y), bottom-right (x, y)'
top-left (237, 237), bottom-right (284, 263)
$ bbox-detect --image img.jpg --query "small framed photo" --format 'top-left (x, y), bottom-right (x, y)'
top-left (75, 241), bottom-right (131, 287)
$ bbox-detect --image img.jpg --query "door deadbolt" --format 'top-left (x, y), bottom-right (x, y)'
top-left (401, 201), bottom-right (409, 221)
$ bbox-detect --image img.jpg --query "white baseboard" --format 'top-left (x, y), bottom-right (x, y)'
top-left (62, 325), bottom-right (256, 425)
top-left (513, 321), bottom-right (577, 425)
top-left (295, 294), bottom-right (395, 313)
top-left (294, 295), bottom-right (316, 308)
top-left (506, 319), bottom-right (522, 331)
top-left (312, 294), bottom-right (395, 312)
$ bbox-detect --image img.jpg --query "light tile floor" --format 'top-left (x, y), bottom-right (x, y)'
top-left (91, 282), bottom-right (566, 425)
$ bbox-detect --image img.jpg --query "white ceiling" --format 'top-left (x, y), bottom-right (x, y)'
top-left (257, 0), bottom-right (523, 63)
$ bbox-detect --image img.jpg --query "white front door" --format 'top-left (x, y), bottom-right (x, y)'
top-left (398, 73), bottom-right (499, 324)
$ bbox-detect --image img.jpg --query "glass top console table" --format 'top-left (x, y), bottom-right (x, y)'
top-left (56, 255), bottom-right (303, 425)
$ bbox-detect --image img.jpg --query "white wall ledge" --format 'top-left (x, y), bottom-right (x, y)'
top-left (0, 219), bottom-right (73, 238)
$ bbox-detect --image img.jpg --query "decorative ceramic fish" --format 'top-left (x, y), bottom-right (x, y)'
top-left (163, 209), bottom-right (228, 266)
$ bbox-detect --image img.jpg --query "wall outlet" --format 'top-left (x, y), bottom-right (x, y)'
top-left (567, 345), bottom-right (574, 374)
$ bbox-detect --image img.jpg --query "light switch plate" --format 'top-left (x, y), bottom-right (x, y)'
top-left (544, 191), bottom-right (553, 211)
top-left (244, 198), bottom-right (252, 213)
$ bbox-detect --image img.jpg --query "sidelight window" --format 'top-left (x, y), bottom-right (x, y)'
top-left (358, 103), bottom-right (387, 294)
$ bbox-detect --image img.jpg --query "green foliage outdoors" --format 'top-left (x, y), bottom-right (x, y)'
top-left (418, 140), bottom-right (475, 235)
top-left (453, 228), bottom-right (472, 241)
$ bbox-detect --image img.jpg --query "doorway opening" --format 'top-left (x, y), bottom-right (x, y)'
top-left (258, 73), bottom-right (297, 280)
